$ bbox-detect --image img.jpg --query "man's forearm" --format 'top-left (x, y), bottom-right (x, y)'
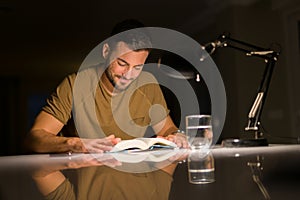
top-left (24, 129), bottom-right (86, 153)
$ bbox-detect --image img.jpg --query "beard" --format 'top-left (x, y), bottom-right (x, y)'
top-left (105, 69), bottom-right (133, 92)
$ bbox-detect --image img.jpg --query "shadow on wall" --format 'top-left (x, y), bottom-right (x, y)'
top-left (0, 76), bottom-right (49, 156)
top-left (146, 50), bottom-right (211, 129)
top-left (0, 77), bottom-right (21, 155)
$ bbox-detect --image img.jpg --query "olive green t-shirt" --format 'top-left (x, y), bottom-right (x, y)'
top-left (43, 66), bottom-right (171, 139)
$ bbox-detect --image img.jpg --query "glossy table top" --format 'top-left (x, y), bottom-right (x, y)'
top-left (0, 144), bottom-right (299, 200)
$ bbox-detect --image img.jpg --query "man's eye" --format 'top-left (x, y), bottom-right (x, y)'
top-left (134, 66), bottom-right (143, 71)
top-left (117, 61), bottom-right (126, 66)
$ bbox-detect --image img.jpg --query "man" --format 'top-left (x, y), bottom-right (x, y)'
top-left (24, 19), bottom-right (187, 153)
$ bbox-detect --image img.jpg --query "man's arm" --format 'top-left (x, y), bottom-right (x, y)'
top-left (24, 111), bottom-right (120, 153)
top-left (152, 115), bottom-right (177, 137)
top-left (152, 115), bottom-right (188, 148)
top-left (25, 111), bottom-right (77, 153)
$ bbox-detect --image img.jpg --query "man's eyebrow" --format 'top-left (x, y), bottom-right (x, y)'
top-left (117, 58), bottom-right (129, 66)
top-left (117, 58), bottom-right (144, 68)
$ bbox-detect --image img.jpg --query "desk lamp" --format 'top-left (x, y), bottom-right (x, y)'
top-left (204, 33), bottom-right (280, 147)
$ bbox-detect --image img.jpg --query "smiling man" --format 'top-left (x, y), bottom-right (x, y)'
top-left (24, 19), bottom-right (187, 153)
top-left (106, 51), bottom-right (142, 92)
top-left (103, 41), bottom-right (148, 93)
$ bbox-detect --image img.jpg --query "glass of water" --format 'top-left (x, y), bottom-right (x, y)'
top-left (185, 115), bottom-right (213, 150)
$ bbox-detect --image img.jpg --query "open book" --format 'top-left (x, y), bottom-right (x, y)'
top-left (110, 137), bottom-right (177, 153)
top-left (110, 149), bottom-right (181, 163)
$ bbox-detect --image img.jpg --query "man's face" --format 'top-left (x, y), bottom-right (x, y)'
top-left (105, 42), bottom-right (149, 92)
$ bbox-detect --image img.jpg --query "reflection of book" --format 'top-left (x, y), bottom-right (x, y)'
top-left (110, 149), bottom-right (179, 163)
top-left (110, 137), bottom-right (177, 153)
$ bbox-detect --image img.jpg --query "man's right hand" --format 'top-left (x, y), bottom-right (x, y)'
top-left (25, 111), bottom-right (122, 153)
top-left (78, 135), bottom-right (121, 153)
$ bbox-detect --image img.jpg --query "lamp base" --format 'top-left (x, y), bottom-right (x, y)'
top-left (221, 138), bottom-right (268, 147)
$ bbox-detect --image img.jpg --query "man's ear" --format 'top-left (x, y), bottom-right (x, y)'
top-left (102, 43), bottom-right (110, 59)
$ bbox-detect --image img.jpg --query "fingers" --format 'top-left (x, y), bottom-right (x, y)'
top-left (81, 138), bottom-right (114, 153)
top-left (80, 135), bottom-right (121, 153)
top-left (96, 138), bottom-right (114, 146)
top-left (112, 137), bottom-right (121, 145)
top-left (90, 143), bottom-right (113, 152)
top-left (176, 135), bottom-right (189, 149)
top-left (166, 134), bottom-right (189, 149)
top-left (84, 135), bottom-right (122, 153)
top-left (106, 134), bottom-right (116, 139)
top-left (106, 134), bottom-right (121, 145)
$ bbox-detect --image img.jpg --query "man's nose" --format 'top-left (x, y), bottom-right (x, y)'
top-left (121, 67), bottom-right (133, 78)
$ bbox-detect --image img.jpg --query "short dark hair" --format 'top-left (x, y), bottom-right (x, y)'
top-left (108, 19), bottom-right (152, 52)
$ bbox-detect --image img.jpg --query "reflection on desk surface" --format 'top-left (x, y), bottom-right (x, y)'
top-left (0, 145), bottom-right (299, 200)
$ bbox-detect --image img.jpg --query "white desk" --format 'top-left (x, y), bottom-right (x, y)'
top-left (0, 145), bottom-right (299, 200)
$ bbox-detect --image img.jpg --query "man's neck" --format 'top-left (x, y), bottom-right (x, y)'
top-left (100, 70), bottom-right (123, 96)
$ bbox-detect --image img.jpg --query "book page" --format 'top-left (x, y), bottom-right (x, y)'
top-left (110, 139), bottom-right (148, 152)
top-left (136, 138), bottom-right (177, 148)
top-left (110, 138), bottom-right (177, 152)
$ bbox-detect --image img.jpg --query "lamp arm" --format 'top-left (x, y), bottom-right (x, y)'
top-left (245, 56), bottom-right (277, 134)
top-left (207, 33), bottom-right (280, 136)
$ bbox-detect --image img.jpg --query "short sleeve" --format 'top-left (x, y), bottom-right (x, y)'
top-left (42, 74), bottom-right (76, 125)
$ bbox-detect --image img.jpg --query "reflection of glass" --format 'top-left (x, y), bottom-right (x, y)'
top-left (188, 150), bottom-right (215, 184)
top-left (185, 115), bottom-right (213, 150)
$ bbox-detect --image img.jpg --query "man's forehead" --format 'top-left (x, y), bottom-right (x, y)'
top-left (111, 41), bottom-right (148, 59)
top-left (115, 42), bottom-right (132, 53)
top-left (110, 42), bottom-right (133, 57)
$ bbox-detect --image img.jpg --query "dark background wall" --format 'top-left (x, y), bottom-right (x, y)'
top-left (1, 0), bottom-right (300, 155)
